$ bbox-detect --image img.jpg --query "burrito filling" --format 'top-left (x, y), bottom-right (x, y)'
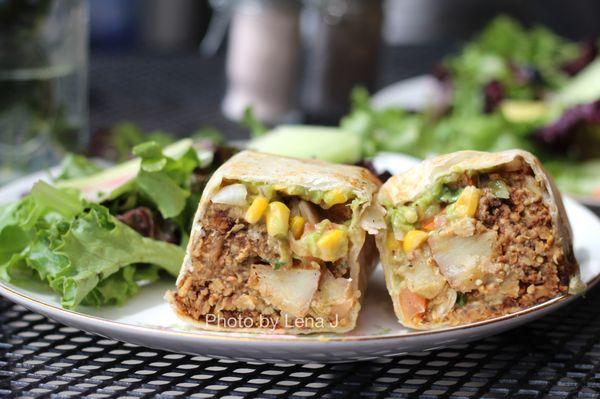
top-left (383, 158), bottom-right (578, 326)
top-left (173, 181), bottom-right (367, 330)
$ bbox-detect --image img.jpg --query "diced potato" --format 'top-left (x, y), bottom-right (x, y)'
top-left (249, 265), bottom-right (321, 317)
top-left (323, 189), bottom-right (348, 207)
top-left (454, 186), bottom-right (480, 218)
top-left (317, 229), bottom-right (348, 261)
top-left (290, 216), bottom-right (305, 240)
top-left (402, 230), bottom-right (429, 253)
top-left (428, 230), bottom-right (496, 292)
top-left (266, 201), bottom-right (290, 237)
top-left (245, 196), bottom-right (269, 224)
top-left (404, 252), bottom-right (447, 299)
top-left (311, 271), bottom-right (354, 319)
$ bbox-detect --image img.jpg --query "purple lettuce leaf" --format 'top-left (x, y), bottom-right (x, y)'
top-left (536, 100), bottom-right (600, 158)
top-left (562, 40), bottom-right (598, 76)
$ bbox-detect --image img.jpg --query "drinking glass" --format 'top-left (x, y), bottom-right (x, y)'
top-left (0, 0), bottom-right (89, 184)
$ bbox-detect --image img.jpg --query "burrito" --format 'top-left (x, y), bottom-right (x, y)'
top-left (376, 150), bottom-right (584, 329)
top-left (168, 150), bottom-right (381, 334)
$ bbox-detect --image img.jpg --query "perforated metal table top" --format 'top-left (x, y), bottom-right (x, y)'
top-left (2, 50), bottom-right (600, 398)
top-left (2, 280), bottom-right (600, 398)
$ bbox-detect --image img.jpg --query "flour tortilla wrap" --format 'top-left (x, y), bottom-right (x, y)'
top-left (376, 149), bottom-right (583, 330)
top-left (168, 150), bottom-right (381, 334)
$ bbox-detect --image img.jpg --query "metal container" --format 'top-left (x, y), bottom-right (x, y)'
top-left (301, 0), bottom-right (382, 123)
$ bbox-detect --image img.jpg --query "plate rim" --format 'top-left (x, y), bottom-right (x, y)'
top-left (1, 268), bottom-right (598, 345)
top-left (1, 163), bottom-right (599, 347)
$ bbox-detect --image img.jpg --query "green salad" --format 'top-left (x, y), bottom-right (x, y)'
top-left (338, 16), bottom-right (600, 197)
top-left (0, 140), bottom-right (222, 309)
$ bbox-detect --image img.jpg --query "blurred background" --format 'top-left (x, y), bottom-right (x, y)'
top-left (87, 0), bottom-right (600, 135)
top-left (1, 0), bottom-right (600, 191)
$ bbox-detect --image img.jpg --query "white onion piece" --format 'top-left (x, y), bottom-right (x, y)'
top-left (431, 289), bottom-right (457, 319)
top-left (298, 200), bottom-right (320, 225)
top-left (211, 183), bottom-right (247, 206)
top-left (359, 204), bottom-right (387, 235)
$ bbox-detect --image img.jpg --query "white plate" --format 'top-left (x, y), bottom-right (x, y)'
top-left (371, 75), bottom-right (445, 111)
top-left (1, 156), bottom-right (599, 363)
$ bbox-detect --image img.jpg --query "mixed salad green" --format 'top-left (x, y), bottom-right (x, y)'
top-left (339, 16), bottom-right (600, 197)
top-left (0, 140), bottom-right (224, 309)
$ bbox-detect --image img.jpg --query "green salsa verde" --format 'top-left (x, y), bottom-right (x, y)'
top-left (386, 173), bottom-right (469, 234)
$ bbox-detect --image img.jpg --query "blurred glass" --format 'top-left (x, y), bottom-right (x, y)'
top-left (0, 0), bottom-right (89, 184)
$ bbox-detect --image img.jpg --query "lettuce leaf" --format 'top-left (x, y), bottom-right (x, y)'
top-left (446, 16), bottom-right (579, 116)
top-left (55, 154), bottom-right (102, 182)
top-left (0, 138), bottom-right (220, 309)
top-left (555, 58), bottom-right (600, 107)
top-left (544, 160), bottom-right (600, 196)
top-left (81, 265), bottom-right (161, 307)
top-left (0, 181), bottom-right (184, 309)
top-left (341, 87), bottom-right (532, 159)
top-left (242, 107), bottom-right (267, 138)
top-left (132, 141), bottom-right (196, 219)
top-left (58, 139), bottom-right (204, 208)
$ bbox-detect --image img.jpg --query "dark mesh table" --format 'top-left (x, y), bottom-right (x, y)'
top-left (2, 50), bottom-right (600, 398)
top-left (2, 282), bottom-right (600, 397)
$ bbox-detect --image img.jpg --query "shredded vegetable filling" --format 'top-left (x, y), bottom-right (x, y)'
top-left (386, 161), bottom-right (575, 326)
top-left (173, 183), bottom-right (364, 330)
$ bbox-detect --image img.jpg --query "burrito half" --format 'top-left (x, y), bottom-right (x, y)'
top-left (168, 150), bottom-right (380, 334)
top-left (376, 150), bottom-right (584, 329)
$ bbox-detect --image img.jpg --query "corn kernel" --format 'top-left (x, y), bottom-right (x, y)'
top-left (317, 229), bottom-right (348, 261)
top-left (323, 189), bottom-right (348, 207)
top-left (386, 232), bottom-right (401, 251)
top-left (266, 201), bottom-right (290, 237)
top-left (500, 100), bottom-right (548, 123)
top-left (245, 196), bottom-right (269, 224)
top-left (402, 230), bottom-right (429, 253)
top-left (290, 216), bottom-right (305, 240)
top-left (454, 186), bottom-right (481, 218)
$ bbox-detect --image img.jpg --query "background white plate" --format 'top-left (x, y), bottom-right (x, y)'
top-left (0, 154), bottom-right (599, 363)
top-left (371, 75), bottom-right (445, 111)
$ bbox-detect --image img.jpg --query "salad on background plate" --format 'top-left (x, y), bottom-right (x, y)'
top-left (354, 16), bottom-right (600, 205)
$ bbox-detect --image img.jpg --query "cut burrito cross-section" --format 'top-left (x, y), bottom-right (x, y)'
top-left (376, 150), bottom-right (584, 330)
top-left (167, 150), bottom-right (381, 334)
